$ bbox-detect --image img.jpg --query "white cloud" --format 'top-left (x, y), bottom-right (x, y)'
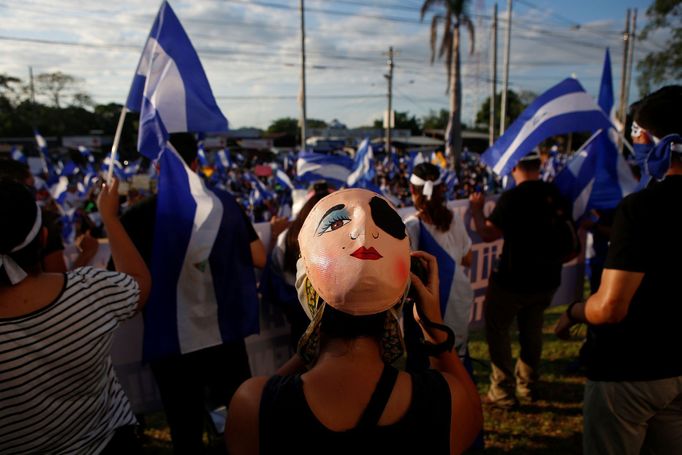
top-left (0, 0), bottom-right (662, 130)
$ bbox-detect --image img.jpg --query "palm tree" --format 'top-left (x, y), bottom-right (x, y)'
top-left (421, 0), bottom-right (475, 164)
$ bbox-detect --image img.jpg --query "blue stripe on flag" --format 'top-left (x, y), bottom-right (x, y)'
top-left (125, 1), bottom-right (227, 159)
top-left (296, 151), bottom-right (353, 188)
top-left (144, 149), bottom-right (193, 360)
top-left (417, 221), bottom-right (455, 316)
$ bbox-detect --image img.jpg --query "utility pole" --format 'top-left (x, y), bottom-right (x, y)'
top-left (489, 3), bottom-right (498, 146)
top-left (385, 47), bottom-right (394, 156)
top-left (28, 66), bottom-right (35, 104)
top-left (299, 0), bottom-right (307, 152)
top-left (499, 0), bottom-right (512, 135)
top-left (624, 9), bottom-right (637, 114)
top-left (617, 8), bottom-right (631, 151)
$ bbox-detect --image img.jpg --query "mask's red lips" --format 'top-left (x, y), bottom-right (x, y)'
top-left (350, 246), bottom-right (382, 260)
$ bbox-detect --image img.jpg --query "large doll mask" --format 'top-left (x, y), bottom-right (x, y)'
top-left (298, 188), bottom-right (411, 316)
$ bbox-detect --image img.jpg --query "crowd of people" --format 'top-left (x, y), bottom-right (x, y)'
top-left (0, 85), bottom-right (680, 455)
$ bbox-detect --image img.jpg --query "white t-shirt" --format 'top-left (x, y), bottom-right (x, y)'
top-left (0, 267), bottom-right (139, 454)
top-left (405, 212), bottom-right (474, 356)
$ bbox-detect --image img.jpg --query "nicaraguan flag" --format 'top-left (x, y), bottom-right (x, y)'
top-left (146, 146), bottom-right (259, 360)
top-left (586, 49), bottom-right (637, 209)
top-left (417, 221), bottom-right (455, 316)
top-left (481, 78), bottom-right (613, 176)
top-left (10, 147), bottom-right (27, 163)
top-left (125, 1), bottom-right (257, 361)
top-left (274, 168), bottom-right (294, 191)
top-left (347, 138), bottom-right (375, 187)
top-left (296, 151), bottom-right (353, 188)
top-left (215, 148), bottom-right (232, 173)
top-left (60, 161), bottom-right (79, 177)
top-left (197, 138), bottom-right (209, 167)
top-left (34, 129), bottom-right (53, 177)
top-left (125, 0), bottom-right (227, 159)
top-left (554, 131), bottom-right (601, 220)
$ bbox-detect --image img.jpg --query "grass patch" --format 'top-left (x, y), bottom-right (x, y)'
top-left (467, 304), bottom-right (586, 454)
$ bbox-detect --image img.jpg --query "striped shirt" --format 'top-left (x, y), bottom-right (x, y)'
top-left (0, 267), bottom-right (140, 454)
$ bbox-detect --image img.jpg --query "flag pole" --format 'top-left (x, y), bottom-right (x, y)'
top-left (107, 106), bottom-right (128, 184)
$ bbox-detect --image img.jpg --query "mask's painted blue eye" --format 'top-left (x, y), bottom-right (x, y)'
top-left (317, 208), bottom-right (351, 235)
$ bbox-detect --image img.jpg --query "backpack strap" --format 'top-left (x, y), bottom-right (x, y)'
top-left (355, 364), bottom-right (400, 429)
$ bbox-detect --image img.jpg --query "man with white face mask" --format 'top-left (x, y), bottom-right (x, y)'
top-left (556, 85), bottom-right (682, 455)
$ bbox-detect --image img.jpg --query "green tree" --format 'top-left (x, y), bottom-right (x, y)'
top-left (637, 0), bottom-right (682, 95)
top-left (421, 0), bottom-right (475, 162)
top-left (475, 90), bottom-right (533, 132)
top-left (421, 108), bottom-right (450, 130)
top-left (0, 74), bottom-right (23, 106)
top-left (34, 71), bottom-right (80, 108)
top-left (307, 118), bottom-right (328, 128)
top-left (372, 111), bottom-right (422, 135)
top-left (267, 117), bottom-right (299, 137)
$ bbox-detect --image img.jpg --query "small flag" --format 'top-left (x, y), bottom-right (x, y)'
top-left (296, 151), bottom-right (353, 189)
top-left (346, 138), bottom-right (375, 187)
top-left (481, 78), bottom-right (613, 176)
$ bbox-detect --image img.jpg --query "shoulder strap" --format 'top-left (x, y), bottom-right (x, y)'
top-left (355, 364), bottom-right (399, 429)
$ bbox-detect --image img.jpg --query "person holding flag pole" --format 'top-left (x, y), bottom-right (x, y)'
top-left (110, 2), bottom-right (269, 451)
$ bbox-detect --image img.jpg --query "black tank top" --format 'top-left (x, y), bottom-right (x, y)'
top-left (259, 365), bottom-right (452, 455)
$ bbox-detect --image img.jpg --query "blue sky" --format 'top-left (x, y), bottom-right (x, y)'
top-left (0, 0), bottom-right (668, 129)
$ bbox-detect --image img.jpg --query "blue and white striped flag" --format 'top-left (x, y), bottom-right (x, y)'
top-left (10, 147), bottom-right (27, 163)
top-left (215, 148), bottom-right (232, 172)
top-left (481, 78), bottom-right (613, 176)
top-left (296, 151), bottom-right (353, 188)
top-left (586, 49), bottom-right (637, 209)
top-left (125, 1), bottom-right (228, 159)
top-left (34, 129), bottom-right (53, 178)
top-left (347, 138), bottom-right (375, 187)
top-left (274, 168), bottom-right (294, 191)
top-left (554, 131), bottom-right (601, 220)
top-left (125, 0), bottom-right (258, 361)
top-left (196, 139), bottom-right (209, 167)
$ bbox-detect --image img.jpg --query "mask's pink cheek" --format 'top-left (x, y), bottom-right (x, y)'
top-left (395, 258), bottom-right (409, 283)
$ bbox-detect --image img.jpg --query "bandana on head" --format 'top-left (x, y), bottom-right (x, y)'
top-left (0, 204), bottom-right (42, 285)
top-left (409, 171), bottom-right (443, 201)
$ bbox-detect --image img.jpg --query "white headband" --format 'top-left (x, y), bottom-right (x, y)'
top-left (409, 172), bottom-right (443, 201)
top-left (0, 204), bottom-right (42, 285)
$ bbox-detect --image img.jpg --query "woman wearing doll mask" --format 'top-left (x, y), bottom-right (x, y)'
top-left (225, 189), bottom-right (482, 455)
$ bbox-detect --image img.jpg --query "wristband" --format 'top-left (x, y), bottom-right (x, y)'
top-left (565, 300), bottom-right (582, 324)
top-left (413, 300), bottom-right (455, 356)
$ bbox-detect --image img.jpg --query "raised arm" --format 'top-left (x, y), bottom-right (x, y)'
top-left (469, 192), bottom-right (503, 242)
top-left (410, 250), bottom-right (483, 454)
top-left (98, 179), bottom-right (151, 311)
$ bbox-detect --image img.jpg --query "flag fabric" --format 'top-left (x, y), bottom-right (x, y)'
top-left (215, 148), bottom-right (232, 172)
top-left (586, 49), bottom-right (637, 209)
top-left (417, 221), bottom-right (455, 316)
top-left (145, 147), bottom-right (259, 361)
top-left (296, 151), bottom-right (353, 188)
top-left (553, 131), bottom-right (601, 220)
top-left (125, 1), bottom-right (257, 361)
top-left (481, 78), bottom-right (613, 176)
top-left (59, 161), bottom-right (79, 177)
top-left (274, 168), bottom-right (294, 191)
top-left (197, 138), bottom-right (209, 168)
top-left (10, 147), bottom-right (27, 163)
top-left (346, 138), bottom-right (374, 187)
top-left (34, 129), bottom-right (54, 179)
top-left (125, 0), bottom-right (228, 159)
